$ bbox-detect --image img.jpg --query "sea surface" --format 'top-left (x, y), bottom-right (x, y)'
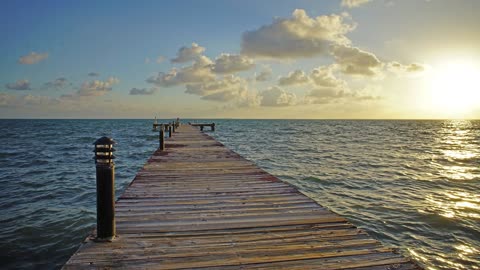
top-left (0, 119), bottom-right (479, 269)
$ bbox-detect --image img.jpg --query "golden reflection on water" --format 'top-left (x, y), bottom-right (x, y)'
top-left (417, 120), bottom-right (480, 268)
top-left (439, 165), bottom-right (476, 181)
top-left (434, 120), bottom-right (478, 181)
top-left (425, 190), bottom-right (479, 219)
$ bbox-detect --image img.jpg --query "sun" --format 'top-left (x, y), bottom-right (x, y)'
top-left (426, 60), bottom-right (480, 117)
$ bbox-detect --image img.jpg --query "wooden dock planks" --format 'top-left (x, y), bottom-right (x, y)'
top-left (63, 125), bottom-right (420, 269)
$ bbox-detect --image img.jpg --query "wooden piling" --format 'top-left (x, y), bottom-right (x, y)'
top-left (191, 123), bottom-right (215, 132)
top-left (159, 125), bottom-right (165, 151)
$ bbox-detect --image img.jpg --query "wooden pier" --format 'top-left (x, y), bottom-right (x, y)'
top-left (64, 124), bottom-right (419, 269)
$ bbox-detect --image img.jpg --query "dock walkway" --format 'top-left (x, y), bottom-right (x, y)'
top-left (64, 125), bottom-right (419, 269)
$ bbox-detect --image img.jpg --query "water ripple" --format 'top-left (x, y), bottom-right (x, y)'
top-left (0, 119), bottom-right (479, 269)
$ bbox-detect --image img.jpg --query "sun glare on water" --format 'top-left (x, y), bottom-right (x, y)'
top-left (427, 60), bottom-right (480, 117)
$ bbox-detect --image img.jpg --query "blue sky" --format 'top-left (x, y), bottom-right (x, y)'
top-left (1, 0), bottom-right (480, 118)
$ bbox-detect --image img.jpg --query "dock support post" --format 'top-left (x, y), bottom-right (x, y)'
top-left (159, 125), bottom-right (165, 151)
top-left (212, 123), bottom-right (215, 131)
top-left (93, 137), bottom-right (116, 241)
top-left (168, 124), bottom-right (172, 138)
top-left (172, 122), bottom-right (176, 133)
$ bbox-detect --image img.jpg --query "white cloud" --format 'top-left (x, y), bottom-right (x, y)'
top-left (331, 44), bottom-right (383, 77)
top-left (5, 79), bottom-right (31, 90)
top-left (185, 75), bottom-right (248, 102)
top-left (147, 56), bottom-right (214, 87)
top-left (310, 65), bottom-right (347, 88)
top-left (22, 94), bottom-right (60, 106)
top-left (341, 0), bottom-right (372, 8)
top-left (260, 86), bottom-right (297, 106)
top-left (156, 56), bottom-right (165, 64)
top-left (0, 93), bottom-right (60, 107)
top-left (237, 91), bottom-right (262, 107)
top-left (129, 87), bottom-right (158, 95)
top-left (278, 70), bottom-right (310, 86)
top-left (171, 43), bottom-right (206, 63)
top-left (18, 52), bottom-right (49, 65)
top-left (306, 65), bottom-right (350, 104)
top-left (212, 54), bottom-right (255, 74)
top-left (241, 9), bottom-right (355, 59)
top-left (306, 88), bottom-right (347, 104)
top-left (76, 77), bottom-right (119, 97)
top-left (387, 61), bottom-right (427, 76)
top-left (0, 93), bottom-right (17, 106)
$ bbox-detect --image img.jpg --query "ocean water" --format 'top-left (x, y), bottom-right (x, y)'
top-left (0, 119), bottom-right (479, 269)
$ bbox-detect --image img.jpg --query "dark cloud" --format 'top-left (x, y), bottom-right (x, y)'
top-left (6, 79), bottom-right (31, 90)
top-left (44, 77), bottom-right (70, 90)
top-left (129, 87), bottom-right (157, 95)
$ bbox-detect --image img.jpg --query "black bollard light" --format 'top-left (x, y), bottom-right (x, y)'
top-left (159, 125), bottom-right (165, 150)
top-left (93, 137), bottom-right (116, 241)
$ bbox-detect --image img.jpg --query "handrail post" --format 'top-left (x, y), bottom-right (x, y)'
top-left (93, 137), bottom-right (116, 241)
top-left (172, 121), bottom-right (176, 133)
top-left (159, 125), bottom-right (165, 151)
top-left (168, 124), bottom-right (172, 137)
top-left (211, 123), bottom-right (215, 131)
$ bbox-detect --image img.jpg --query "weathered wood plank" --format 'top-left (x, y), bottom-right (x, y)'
top-left (63, 124), bottom-right (420, 269)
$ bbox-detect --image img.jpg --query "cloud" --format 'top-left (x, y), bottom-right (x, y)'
top-left (259, 86), bottom-right (297, 106)
top-left (0, 93), bottom-right (60, 107)
top-left (306, 75), bottom-right (380, 104)
top-left (88, 72), bottom-right (100, 77)
top-left (241, 9), bottom-right (355, 59)
top-left (147, 56), bottom-right (214, 87)
top-left (211, 54), bottom-right (255, 74)
top-left (305, 65), bottom-right (352, 104)
top-left (387, 61), bottom-right (427, 76)
top-left (278, 70), bottom-right (310, 86)
top-left (156, 56), bottom-right (165, 64)
top-left (171, 43), bottom-right (206, 63)
top-left (185, 75), bottom-right (248, 102)
top-left (76, 77), bottom-right (119, 97)
top-left (18, 52), bottom-right (49, 65)
top-left (306, 87), bottom-right (347, 104)
top-left (22, 94), bottom-right (60, 106)
top-left (341, 0), bottom-right (372, 8)
top-left (255, 66), bottom-right (272, 82)
top-left (5, 79), bottom-right (31, 90)
top-left (310, 65), bottom-right (347, 88)
top-left (331, 44), bottom-right (383, 77)
top-left (0, 93), bottom-right (17, 106)
top-left (43, 77), bottom-right (70, 90)
top-left (129, 87), bottom-right (157, 95)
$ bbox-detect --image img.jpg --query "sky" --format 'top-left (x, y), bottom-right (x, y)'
top-left (1, 0), bottom-right (480, 119)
